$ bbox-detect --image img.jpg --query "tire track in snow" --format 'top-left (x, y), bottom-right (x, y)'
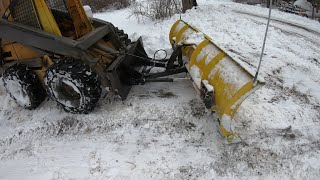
top-left (0, 98), bottom-right (211, 161)
top-left (234, 10), bottom-right (320, 36)
top-left (236, 12), bottom-right (320, 47)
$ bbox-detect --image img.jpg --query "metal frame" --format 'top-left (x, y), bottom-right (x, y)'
top-left (105, 38), bottom-right (187, 100)
top-left (0, 15), bottom-right (187, 100)
top-left (0, 39), bottom-right (3, 66)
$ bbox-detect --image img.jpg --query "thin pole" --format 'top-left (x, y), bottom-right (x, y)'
top-left (312, 0), bottom-right (315, 19)
top-left (253, 0), bottom-right (273, 84)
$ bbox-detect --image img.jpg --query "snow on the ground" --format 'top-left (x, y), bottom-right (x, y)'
top-left (0, 0), bottom-right (319, 179)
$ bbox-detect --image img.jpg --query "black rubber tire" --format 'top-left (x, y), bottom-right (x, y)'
top-left (2, 64), bottom-right (46, 109)
top-left (44, 59), bottom-right (102, 114)
top-left (115, 27), bottom-right (132, 46)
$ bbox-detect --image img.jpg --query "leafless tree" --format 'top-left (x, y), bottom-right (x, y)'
top-left (182, 0), bottom-right (197, 13)
top-left (131, 0), bottom-right (182, 21)
top-left (81, 0), bottom-right (133, 12)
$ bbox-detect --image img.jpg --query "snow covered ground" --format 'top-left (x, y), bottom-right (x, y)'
top-left (0, 0), bottom-right (319, 179)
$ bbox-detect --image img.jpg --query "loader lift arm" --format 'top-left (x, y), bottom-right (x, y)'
top-left (1, 0), bottom-right (19, 19)
top-left (64, 0), bottom-right (94, 38)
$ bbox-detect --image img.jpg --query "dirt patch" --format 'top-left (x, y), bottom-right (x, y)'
top-left (152, 90), bottom-right (177, 98)
top-left (56, 117), bottom-right (85, 136)
top-left (311, 58), bottom-right (319, 66)
top-left (138, 94), bottom-right (153, 99)
top-left (175, 165), bottom-right (207, 179)
top-left (276, 126), bottom-right (296, 140)
top-left (188, 99), bottom-right (206, 118)
top-left (266, 65), bottom-right (312, 105)
top-left (314, 105), bottom-right (320, 121)
top-left (213, 144), bottom-right (281, 176)
top-left (135, 90), bottom-right (177, 99)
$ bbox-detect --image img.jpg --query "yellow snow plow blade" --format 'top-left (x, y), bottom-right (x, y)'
top-left (170, 20), bottom-right (263, 143)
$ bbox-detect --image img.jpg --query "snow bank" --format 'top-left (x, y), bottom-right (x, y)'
top-left (83, 5), bottom-right (93, 18)
top-left (294, 0), bottom-right (313, 11)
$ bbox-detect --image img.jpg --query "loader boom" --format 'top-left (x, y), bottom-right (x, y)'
top-left (64, 0), bottom-right (94, 38)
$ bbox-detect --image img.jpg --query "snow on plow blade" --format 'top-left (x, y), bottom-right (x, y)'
top-left (169, 20), bottom-right (263, 143)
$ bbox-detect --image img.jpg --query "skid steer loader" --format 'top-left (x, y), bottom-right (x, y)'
top-left (0, 0), bottom-right (187, 113)
top-left (0, 0), bottom-right (263, 143)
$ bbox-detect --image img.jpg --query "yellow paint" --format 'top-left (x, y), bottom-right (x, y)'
top-left (169, 19), bottom-right (263, 143)
top-left (2, 43), bottom-right (42, 60)
top-left (202, 52), bottom-right (225, 80)
top-left (208, 73), bottom-right (254, 119)
top-left (35, 55), bottom-right (54, 79)
top-left (183, 46), bottom-right (195, 59)
top-left (169, 20), bottom-right (181, 44)
top-left (0, 0), bottom-right (10, 19)
top-left (65, 0), bottom-right (94, 38)
top-left (33, 0), bottom-right (61, 35)
top-left (175, 25), bottom-right (189, 45)
top-left (228, 81), bottom-right (254, 116)
top-left (189, 40), bottom-right (210, 67)
top-left (189, 54), bottom-right (208, 79)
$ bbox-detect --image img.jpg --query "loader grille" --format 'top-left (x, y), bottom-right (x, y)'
top-left (11, 0), bottom-right (41, 29)
top-left (46, 0), bottom-right (68, 12)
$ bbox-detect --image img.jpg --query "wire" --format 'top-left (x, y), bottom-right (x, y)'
top-left (93, 48), bottom-right (168, 66)
top-left (104, 51), bottom-right (151, 61)
top-left (153, 49), bottom-right (168, 62)
top-left (129, 44), bottom-right (168, 62)
top-left (145, 49), bottom-right (168, 73)
top-left (253, 0), bottom-right (273, 85)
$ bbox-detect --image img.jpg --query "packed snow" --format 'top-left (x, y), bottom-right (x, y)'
top-left (3, 77), bottom-right (31, 108)
top-left (0, 0), bottom-right (319, 179)
top-left (208, 56), bottom-right (253, 91)
top-left (184, 32), bottom-right (206, 45)
top-left (202, 80), bottom-right (214, 92)
top-left (189, 65), bottom-right (202, 88)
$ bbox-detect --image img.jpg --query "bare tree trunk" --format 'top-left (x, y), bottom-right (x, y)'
top-left (193, 0), bottom-right (198, 7)
top-left (312, 0), bottom-right (315, 19)
top-left (182, 0), bottom-right (197, 13)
